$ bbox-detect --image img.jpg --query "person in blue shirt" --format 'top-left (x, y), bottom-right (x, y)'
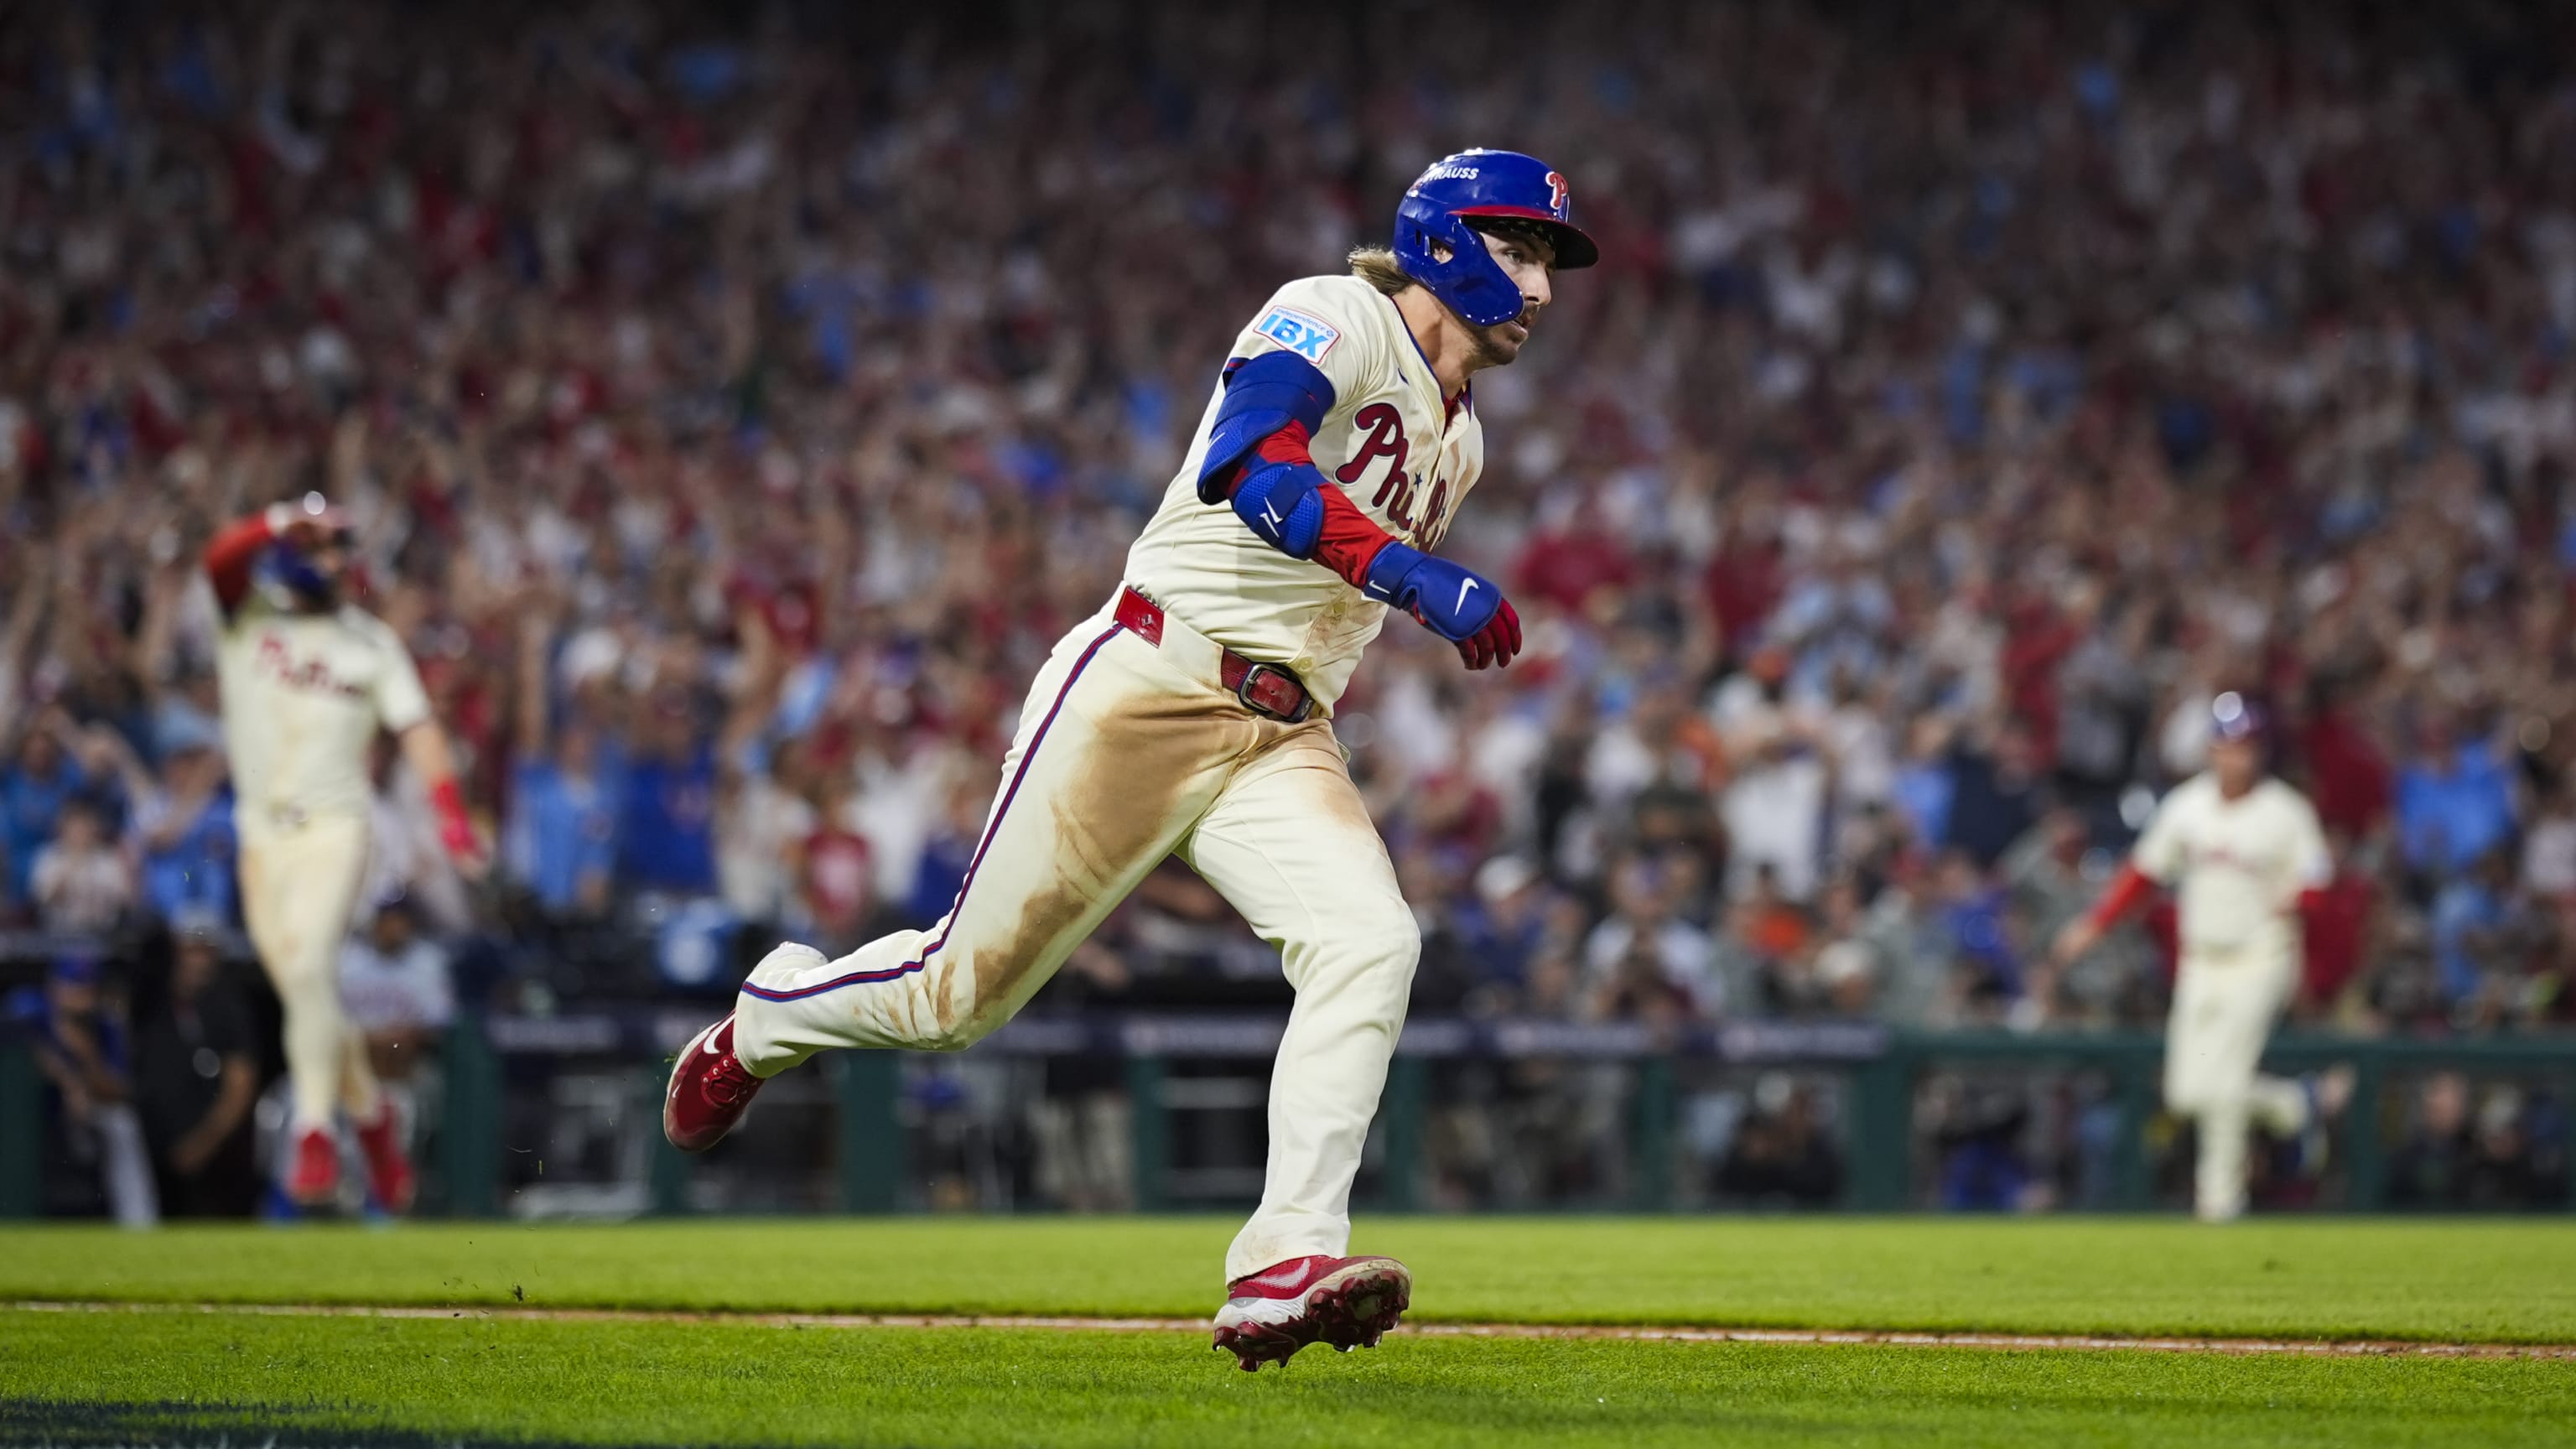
top-left (31, 954), bottom-right (158, 1226)
top-left (1892, 714), bottom-right (1959, 852)
top-left (132, 735), bottom-right (238, 926)
top-left (2429, 851), bottom-right (2518, 1014)
top-left (510, 720), bottom-right (624, 916)
top-left (508, 618), bottom-right (627, 916)
top-left (616, 692), bottom-right (717, 896)
top-left (2395, 722), bottom-right (2516, 878)
top-left (3, 716), bottom-right (89, 910)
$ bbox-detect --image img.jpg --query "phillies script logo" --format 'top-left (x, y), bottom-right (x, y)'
top-left (254, 633), bottom-right (367, 700)
top-left (1334, 403), bottom-right (1454, 548)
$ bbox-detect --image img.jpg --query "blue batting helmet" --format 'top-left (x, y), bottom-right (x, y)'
top-left (1394, 149), bottom-right (1598, 328)
top-left (2210, 691), bottom-right (2270, 743)
top-left (256, 491), bottom-right (356, 609)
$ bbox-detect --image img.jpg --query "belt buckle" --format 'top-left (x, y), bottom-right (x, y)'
top-left (1234, 662), bottom-right (1312, 724)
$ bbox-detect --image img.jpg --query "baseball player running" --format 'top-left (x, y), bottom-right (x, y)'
top-left (2049, 693), bottom-right (2332, 1221)
top-left (204, 496), bottom-right (485, 1213)
top-left (667, 150), bottom-right (1592, 1369)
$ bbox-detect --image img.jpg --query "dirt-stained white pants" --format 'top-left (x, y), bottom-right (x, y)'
top-left (238, 813), bottom-right (382, 1132)
top-left (2163, 946), bottom-right (2309, 1220)
top-left (734, 594), bottom-right (1419, 1282)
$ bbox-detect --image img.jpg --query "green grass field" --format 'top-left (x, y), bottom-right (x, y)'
top-left (3, 1218), bottom-right (2573, 1447)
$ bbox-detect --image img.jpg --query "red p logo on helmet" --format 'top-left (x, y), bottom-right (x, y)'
top-left (1545, 170), bottom-right (1570, 215)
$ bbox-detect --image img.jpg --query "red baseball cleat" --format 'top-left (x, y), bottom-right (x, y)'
top-left (355, 1106), bottom-right (416, 1213)
top-left (1212, 1254), bottom-right (1411, 1372)
top-left (285, 1126), bottom-right (340, 1206)
top-left (663, 1015), bottom-right (765, 1152)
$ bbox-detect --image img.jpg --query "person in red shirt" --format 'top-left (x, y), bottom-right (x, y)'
top-left (797, 820), bottom-right (877, 953)
top-left (2297, 828), bottom-right (2377, 1020)
top-left (2296, 681), bottom-right (2392, 840)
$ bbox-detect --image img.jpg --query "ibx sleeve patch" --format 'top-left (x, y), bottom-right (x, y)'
top-left (1251, 305), bottom-right (1342, 363)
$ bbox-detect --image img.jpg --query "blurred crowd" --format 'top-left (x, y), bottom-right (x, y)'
top-left (3, 2), bottom-right (2573, 1211)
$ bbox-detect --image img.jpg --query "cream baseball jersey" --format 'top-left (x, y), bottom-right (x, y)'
top-left (1124, 273), bottom-right (1485, 709)
top-left (2131, 773), bottom-right (2331, 956)
top-left (216, 600), bottom-right (433, 823)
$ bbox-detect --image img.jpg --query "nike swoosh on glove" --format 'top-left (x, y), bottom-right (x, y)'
top-left (1361, 542), bottom-right (1523, 670)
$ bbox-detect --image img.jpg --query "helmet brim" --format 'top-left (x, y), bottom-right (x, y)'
top-left (1455, 206), bottom-right (1600, 269)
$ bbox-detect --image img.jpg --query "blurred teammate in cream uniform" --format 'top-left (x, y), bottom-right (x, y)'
top-left (203, 495), bottom-right (484, 1210)
top-left (2051, 693), bottom-right (2332, 1221)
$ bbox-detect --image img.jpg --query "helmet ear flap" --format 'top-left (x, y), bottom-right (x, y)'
top-left (1392, 200), bottom-right (1524, 328)
top-left (257, 539), bottom-right (341, 610)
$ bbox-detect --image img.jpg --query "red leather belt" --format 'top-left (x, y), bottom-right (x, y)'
top-left (1115, 586), bottom-right (1314, 724)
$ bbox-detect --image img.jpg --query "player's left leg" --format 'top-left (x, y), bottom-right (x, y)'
top-left (2244, 1069), bottom-right (2310, 1137)
top-left (340, 1032), bottom-right (415, 1213)
top-left (721, 619), bottom-right (1240, 1072)
top-left (236, 815), bottom-right (374, 1206)
top-left (2240, 953), bottom-right (2313, 1167)
top-left (2165, 953), bottom-right (2296, 1221)
top-left (1181, 721), bottom-right (1417, 1368)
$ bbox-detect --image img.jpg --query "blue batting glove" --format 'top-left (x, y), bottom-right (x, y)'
top-left (1363, 543), bottom-right (1524, 669)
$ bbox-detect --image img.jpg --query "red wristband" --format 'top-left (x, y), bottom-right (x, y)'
top-left (429, 777), bottom-right (477, 860)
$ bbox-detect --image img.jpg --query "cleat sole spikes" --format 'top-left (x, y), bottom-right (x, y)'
top-left (1209, 1256), bottom-right (1410, 1371)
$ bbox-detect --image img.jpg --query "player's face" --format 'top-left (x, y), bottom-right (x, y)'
top-left (310, 538), bottom-right (351, 585)
top-left (2211, 735), bottom-right (2262, 792)
top-left (1467, 227), bottom-right (1555, 366)
top-left (278, 534), bottom-right (353, 610)
top-left (174, 939), bottom-right (220, 995)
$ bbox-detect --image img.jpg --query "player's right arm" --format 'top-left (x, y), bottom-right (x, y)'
top-left (202, 499), bottom-right (346, 617)
top-left (201, 509), bottom-right (283, 617)
top-left (2050, 786), bottom-right (2188, 970)
top-left (1197, 285), bottom-right (1520, 670)
top-left (369, 622), bottom-right (488, 880)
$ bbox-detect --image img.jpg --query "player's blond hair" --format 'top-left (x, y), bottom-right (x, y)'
top-left (1351, 217), bottom-right (1555, 297)
top-left (1348, 246), bottom-right (1414, 297)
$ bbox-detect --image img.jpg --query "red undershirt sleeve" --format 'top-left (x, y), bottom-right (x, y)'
top-left (1311, 490), bottom-right (1400, 584)
top-left (203, 512), bottom-right (278, 615)
top-left (2085, 863), bottom-right (2155, 931)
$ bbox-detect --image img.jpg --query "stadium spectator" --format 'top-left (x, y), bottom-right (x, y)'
top-left (1711, 1075), bottom-right (1844, 1208)
top-left (0, 0), bottom-right (2569, 1149)
top-left (31, 957), bottom-right (156, 1226)
top-left (2396, 724), bottom-right (2519, 882)
top-left (618, 694), bottom-right (722, 899)
top-left (2381, 1072), bottom-right (2566, 1211)
top-left (1585, 854), bottom-right (1721, 1021)
top-left (505, 610), bottom-right (622, 919)
top-left (128, 726), bottom-right (237, 927)
top-left (3, 716), bottom-right (90, 915)
top-left (338, 896), bottom-right (455, 1084)
top-left (30, 802), bottom-right (133, 937)
top-left (133, 919), bottom-right (262, 1218)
